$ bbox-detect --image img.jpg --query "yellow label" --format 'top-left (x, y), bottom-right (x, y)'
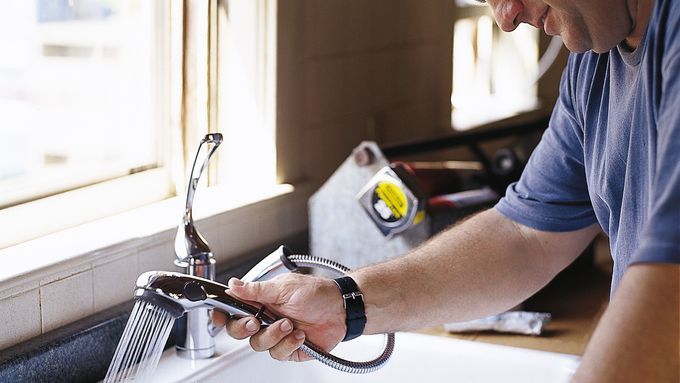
top-left (414, 210), bottom-right (425, 225)
top-left (373, 181), bottom-right (408, 221)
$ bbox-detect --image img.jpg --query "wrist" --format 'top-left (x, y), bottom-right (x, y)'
top-left (332, 276), bottom-right (366, 341)
top-left (349, 269), bottom-right (397, 335)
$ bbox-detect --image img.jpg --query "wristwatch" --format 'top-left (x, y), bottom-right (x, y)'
top-left (333, 276), bottom-right (367, 341)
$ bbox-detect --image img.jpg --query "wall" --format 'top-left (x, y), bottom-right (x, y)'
top-left (277, 0), bottom-right (456, 186)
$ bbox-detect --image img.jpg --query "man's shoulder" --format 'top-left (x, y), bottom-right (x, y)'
top-left (655, 0), bottom-right (679, 53)
top-left (658, 0), bottom-right (679, 24)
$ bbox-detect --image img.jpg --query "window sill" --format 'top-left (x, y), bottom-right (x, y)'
top-left (0, 181), bottom-right (311, 349)
top-left (0, 182), bottom-right (309, 291)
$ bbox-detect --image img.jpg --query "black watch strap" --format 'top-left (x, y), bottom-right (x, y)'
top-left (333, 276), bottom-right (366, 342)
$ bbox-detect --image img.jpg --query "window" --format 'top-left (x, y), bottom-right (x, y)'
top-left (0, 0), bottom-right (280, 250)
top-left (216, 0), bottom-right (277, 191)
top-left (0, 1), bottom-right (170, 206)
top-left (451, 0), bottom-right (541, 130)
top-left (182, 0), bottom-right (278, 198)
top-left (0, 0), bottom-right (173, 248)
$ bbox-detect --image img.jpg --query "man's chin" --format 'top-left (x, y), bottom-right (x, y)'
top-left (563, 44), bottom-right (590, 54)
top-left (590, 42), bottom-right (617, 54)
top-left (562, 37), bottom-right (593, 54)
top-left (590, 47), bottom-right (611, 54)
top-left (563, 36), bottom-right (619, 54)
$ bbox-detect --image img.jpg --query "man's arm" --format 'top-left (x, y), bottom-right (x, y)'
top-left (222, 208), bottom-right (600, 361)
top-left (352, 208), bottom-right (601, 333)
top-left (573, 263), bottom-right (680, 383)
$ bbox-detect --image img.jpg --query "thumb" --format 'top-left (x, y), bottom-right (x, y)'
top-left (228, 277), bottom-right (282, 304)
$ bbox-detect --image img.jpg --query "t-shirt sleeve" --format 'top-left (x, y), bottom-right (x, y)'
top-left (631, 0), bottom-right (680, 265)
top-left (495, 58), bottom-right (599, 232)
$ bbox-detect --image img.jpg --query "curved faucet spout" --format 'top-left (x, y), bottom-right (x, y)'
top-left (172, 133), bottom-right (223, 359)
top-left (175, 133), bottom-right (223, 264)
top-left (184, 133), bottom-right (223, 215)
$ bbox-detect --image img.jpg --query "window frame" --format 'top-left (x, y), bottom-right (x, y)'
top-left (0, 0), bottom-right (296, 269)
top-left (0, 1), bottom-right (176, 249)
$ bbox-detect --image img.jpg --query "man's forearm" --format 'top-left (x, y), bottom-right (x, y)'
top-left (573, 263), bottom-right (680, 383)
top-left (351, 208), bottom-right (600, 334)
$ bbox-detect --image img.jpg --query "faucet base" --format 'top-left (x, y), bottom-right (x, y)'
top-left (176, 345), bottom-right (216, 360)
top-left (175, 309), bottom-right (217, 360)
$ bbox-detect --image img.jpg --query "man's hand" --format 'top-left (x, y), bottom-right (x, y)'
top-left (213, 273), bottom-right (346, 362)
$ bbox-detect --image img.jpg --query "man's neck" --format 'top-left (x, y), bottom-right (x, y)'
top-left (625, 0), bottom-right (654, 49)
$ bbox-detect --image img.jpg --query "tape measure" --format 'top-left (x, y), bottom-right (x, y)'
top-left (357, 163), bottom-right (426, 238)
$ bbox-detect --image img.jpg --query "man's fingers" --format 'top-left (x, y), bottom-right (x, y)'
top-left (212, 311), bottom-right (227, 328)
top-left (224, 316), bottom-right (260, 340)
top-left (223, 275), bottom-right (323, 364)
top-left (228, 278), bottom-right (283, 304)
top-left (269, 330), bottom-right (309, 362)
top-left (249, 318), bottom-right (294, 352)
top-left (224, 316), bottom-right (311, 362)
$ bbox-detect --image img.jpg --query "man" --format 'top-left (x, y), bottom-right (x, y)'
top-left (217, 0), bottom-right (679, 381)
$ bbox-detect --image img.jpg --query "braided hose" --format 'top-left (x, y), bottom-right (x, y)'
top-left (288, 254), bottom-right (351, 273)
top-left (286, 254), bottom-right (395, 374)
top-left (300, 334), bottom-right (395, 374)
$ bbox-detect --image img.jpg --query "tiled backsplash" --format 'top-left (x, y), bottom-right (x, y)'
top-left (0, 187), bottom-right (309, 351)
top-left (0, 242), bottom-right (168, 350)
top-left (0, 290), bottom-right (41, 350)
top-left (41, 271), bottom-right (95, 334)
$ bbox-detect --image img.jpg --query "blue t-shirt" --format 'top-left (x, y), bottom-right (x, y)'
top-left (495, 0), bottom-right (680, 294)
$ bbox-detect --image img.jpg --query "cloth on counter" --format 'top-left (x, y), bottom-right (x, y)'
top-left (445, 311), bottom-right (552, 336)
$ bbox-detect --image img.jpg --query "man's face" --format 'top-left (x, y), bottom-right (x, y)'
top-left (485, 0), bottom-right (633, 53)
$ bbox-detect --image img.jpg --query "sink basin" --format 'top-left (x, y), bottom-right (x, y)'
top-left (149, 331), bottom-right (580, 382)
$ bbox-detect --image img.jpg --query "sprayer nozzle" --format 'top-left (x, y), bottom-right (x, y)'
top-left (133, 271), bottom-right (279, 324)
top-left (134, 289), bottom-right (186, 319)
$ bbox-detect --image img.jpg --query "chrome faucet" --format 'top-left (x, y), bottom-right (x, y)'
top-left (134, 245), bottom-right (396, 374)
top-left (166, 133), bottom-right (396, 370)
top-left (173, 132), bottom-right (223, 359)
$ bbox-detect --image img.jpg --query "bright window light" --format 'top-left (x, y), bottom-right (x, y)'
top-left (216, 0), bottom-right (277, 195)
top-left (451, 16), bottom-right (540, 130)
top-left (0, 0), bottom-right (281, 250)
top-left (0, 0), bottom-right (163, 208)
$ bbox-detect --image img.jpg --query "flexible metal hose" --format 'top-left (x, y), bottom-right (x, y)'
top-left (285, 254), bottom-right (396, 374)
top-left (299, 335), bottom-right (395, 374)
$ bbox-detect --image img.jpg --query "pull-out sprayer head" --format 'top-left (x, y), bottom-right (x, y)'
top-left (136, 246), bottom-right (301, 320)
top-left (134, 271), bottom-right (278, 323)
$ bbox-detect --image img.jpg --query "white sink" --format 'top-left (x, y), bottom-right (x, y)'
top-left (150, 332), bottom-right (580, 383)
